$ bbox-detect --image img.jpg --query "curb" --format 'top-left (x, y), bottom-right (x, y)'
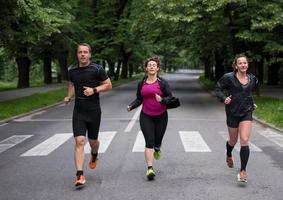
top-left (253, 116), bottom-right (283, 133)
top-left (0, 101), bottom-right (64, 124)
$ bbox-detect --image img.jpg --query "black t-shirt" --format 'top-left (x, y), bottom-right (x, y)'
top-left (68, 62), bottom-right (108, 110)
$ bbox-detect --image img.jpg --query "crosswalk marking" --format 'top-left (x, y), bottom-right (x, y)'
top-left (84, 131), bottom-right (117, 153)
top-left (2, 128), bottom-right (282, 157)
top-left (218, 131), bottom-right (262, 152)
top-left (258, 128), bottom-right (283, 149)
top-left (21, 134), bottom-right (72, 156)
top-left (132, 131), bottom-right (145, 152)
top-left (0, 135), bottom-right (33, 154)
top-left (179, 131), bottom-right (211, 152)
top-left (124, 106), bottom-right (141, 132)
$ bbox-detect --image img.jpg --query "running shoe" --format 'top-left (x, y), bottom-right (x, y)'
top-left (226, 156), bottom-right (234, 168)
top-left (146, 168), bottom-right (155, 181)
top-left (237, 170), bottom-right (247, 183)
top-left (154, 150), bottom-right (161, 160)
top-left (89, 153), bottom-right (98, 169)
top-left (74, 175), bottom-right (86, 187)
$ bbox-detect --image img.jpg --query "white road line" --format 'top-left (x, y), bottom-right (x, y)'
top-left (218, 131), bottom-right (262, 152)
top-left (179, 131), bottom-right (211, 152)
top-left (0, 123), bottom-right (8, 127)
top-left (14, 111), bottom-right (47, 122)
top-left (258, 128), bottom-right (283, 149)
top-left (21, 133), bottom-right (72, 156)
top-left (132, 131), bottom-right (145, 152)
top-left (0, 135), bottom-right (33, 154)
top-left (84, 131), bottom-right (117, 153)
top-left (124, 106), bottom-right (141, 132)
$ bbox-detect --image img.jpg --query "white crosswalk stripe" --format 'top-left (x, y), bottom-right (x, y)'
top-left (21, 134), bottom-right (72, 156)
top-left (218, 131), bottom-right (262, 152)
top-left (0, 135), bottom-right (33, 154)
top-left (2, 128), bottom-right (283, 157)
top-left (132, 131), bottom-right (145, 152)
top-left (84, 131), bottom-right (117, 153)
top-left (179, 131), bottom-right (211, 152)
top-left (257, 128), bottom-right (283, 149)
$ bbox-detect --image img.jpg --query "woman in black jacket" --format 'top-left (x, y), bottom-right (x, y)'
top-left (215, 53), bottom-right (259, 183)
top-left (127, 56), bottom-right (173, 181)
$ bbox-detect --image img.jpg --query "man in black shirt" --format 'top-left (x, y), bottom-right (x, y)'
top-left (64, 43), bottom-right (112, 187)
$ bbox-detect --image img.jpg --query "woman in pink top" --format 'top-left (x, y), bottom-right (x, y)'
top-left (127, 56), bottom-right (173, 181)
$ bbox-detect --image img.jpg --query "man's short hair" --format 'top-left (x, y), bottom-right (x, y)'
top-left (77, 43), bottom-right (91, 52)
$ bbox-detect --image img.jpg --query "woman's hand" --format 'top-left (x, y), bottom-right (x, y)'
top-left (127, 106), bottom-right (131, 112)
top-left (224, 95), bottom-right (232, 105)
top-left (155, 94), bottom-right (162, 102)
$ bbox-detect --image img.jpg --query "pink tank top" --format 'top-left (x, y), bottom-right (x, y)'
top-left (141, 80), bottom-right (166, 116)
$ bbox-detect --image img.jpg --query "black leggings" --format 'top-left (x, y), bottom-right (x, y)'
top-left (140, 111), bottom-right (168, 149)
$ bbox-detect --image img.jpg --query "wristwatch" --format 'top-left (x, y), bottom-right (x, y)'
top-left (92, 87), bottom-right (97, 93)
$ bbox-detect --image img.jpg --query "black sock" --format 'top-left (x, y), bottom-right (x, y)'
top-left (148, 166), bottom-right (153, 170)
top-left (91, 152), bottom-right (98, 161)
top-left (240, 146), bottom-right (250, 171)
top-left (76, 170), bottom-right (83, 177)
top-left (154, 147), bottom-right (160, 152)
top-left (226, 141), bottom-right (234, 157)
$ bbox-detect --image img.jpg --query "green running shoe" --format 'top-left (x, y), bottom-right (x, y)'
top-left (146, 168), bottom-right (155, 181)
top-left (154, 150), bottom-right (161, 160)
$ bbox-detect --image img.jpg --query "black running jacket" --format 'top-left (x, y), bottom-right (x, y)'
top-left (215, 71), bottom-right (259, 117)
top-left (128, 76), bottom-right (173, 111)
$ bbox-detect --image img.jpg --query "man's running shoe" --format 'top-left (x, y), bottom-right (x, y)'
top-left (89, 153), bottom-right (98, 169)
top-left (146, 168), bottom-right (155, 181)
top-left (237, 170), bottom-right (247, 183)
top-left (226, 156), bottom-right (234, 168)
top-left (154, 150), bottom-right (161, 160)
top-left (74, 175), bottom-right (86, 187)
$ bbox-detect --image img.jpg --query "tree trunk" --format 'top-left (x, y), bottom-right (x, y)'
top-left (107, 59), bottom-right (115, 78)
top-left (43, 51), bottom-right (52, 84)
top-left (203, 57), bottom-right (211, 80)
top-left (129, 63), bottom-right (133, 78)
top-left (16, 47), bottom-right (30, 88)
top-left (121, 50), bottom-right (131, 79)
top-left (58, 51), bottom-right (68, 81)
top-left (267, 63), bottom-right (280, 85)
top-left (214, 51), bottom-right (225, 82)
top-left (114, 60), bottom-right (122, 81)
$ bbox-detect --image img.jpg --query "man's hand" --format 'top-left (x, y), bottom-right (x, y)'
top-left (64, 96), bottom-right (71, 104)
top-left (83, 86), bottom-right (96, 96)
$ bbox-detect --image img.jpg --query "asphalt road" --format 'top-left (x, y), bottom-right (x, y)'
top-left (0, 70), bottom-right (283, 200)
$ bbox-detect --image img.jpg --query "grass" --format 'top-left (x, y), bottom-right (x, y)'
top-left (199, 75), bottom-right (283, 130)
top-left (0, 75), bottom-right (144, 121)
top-left (0, 88), bottom-right (66, 120)
top-left (254, 97), bottom-right (283, 129)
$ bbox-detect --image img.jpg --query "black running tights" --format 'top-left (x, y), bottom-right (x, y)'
top-left (140, 111), bottom-right (168, 149)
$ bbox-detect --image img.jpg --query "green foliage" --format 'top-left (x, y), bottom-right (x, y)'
top-left (254, 97), bottom-right (283, 129)
top-left (0, 88), bottom-right (66, 120)
top-left (199, 75), bottom-right (215, 91)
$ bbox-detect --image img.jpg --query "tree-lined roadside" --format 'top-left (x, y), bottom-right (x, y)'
top-left (1, 1), bottom-right (282, 89)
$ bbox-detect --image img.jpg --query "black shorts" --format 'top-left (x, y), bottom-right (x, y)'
top-left (72, 107), bottom-right (101, 140)
top-left (226, 111), bottom-right (253, 128)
